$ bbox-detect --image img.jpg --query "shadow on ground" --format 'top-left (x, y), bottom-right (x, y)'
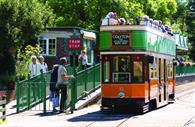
top-left (67, 110), bottom-right (137, 122)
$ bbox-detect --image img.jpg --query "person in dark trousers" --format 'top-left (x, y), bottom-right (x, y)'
top-left (57, 57), bottom-right (75, 113)
top-left (50, 64), bottom-right (59, 112)
top-left (136, 16), bottom-right (141, 25)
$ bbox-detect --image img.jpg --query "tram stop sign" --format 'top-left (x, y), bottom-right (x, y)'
top-left (68, 38), bottom-right (82, 50)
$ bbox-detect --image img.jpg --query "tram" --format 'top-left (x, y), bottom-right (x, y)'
top-left (100, 22), bottom-right (176, 113)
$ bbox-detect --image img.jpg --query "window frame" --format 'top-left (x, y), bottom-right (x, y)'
top-left (167, 60), bottom-right (173, 79)
top-left (101, 54), bottom-right (145, 84)
top-left (101, 55), bottom-right (111, 84)
top-left (111, 55), bottom-right (131, 83)
top-left (131, 55), bottom-right (144, 83)
top-left (149, 58), bottom-right (159, 80)
top-left (39, 38), bottom-right (57, 56)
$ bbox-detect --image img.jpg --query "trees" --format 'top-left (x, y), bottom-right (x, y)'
top-left (142, 0), bottom-right (177, 24)
top-left (0, 0), bottom-right (54, 85)
top-left (44, 0), bottom-right (177, 30)
top-left (186, 0), bottom-right (195, 61)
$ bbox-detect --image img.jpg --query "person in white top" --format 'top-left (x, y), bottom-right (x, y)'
top-left (79, 50), bottom-right (89, 69)
top-left (38, 55), bottom-right (48, 73)
top-left (28, 55), bottom-right (41, 78)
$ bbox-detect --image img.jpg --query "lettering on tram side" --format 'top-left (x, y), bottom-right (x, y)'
top-left (112, 34), bottom-right (129, 46)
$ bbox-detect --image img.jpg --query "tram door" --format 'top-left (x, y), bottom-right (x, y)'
top-left (164, 59), bottom-right (168, 100)
top-left (159, 58), bottom-right (165, 102)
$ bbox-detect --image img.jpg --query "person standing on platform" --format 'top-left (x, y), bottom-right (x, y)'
top-left (57, 57), bottom-right (75, 113)
top-left (50, 64), bottom-right (59, 112)
top-left (79, 50), bottom-right (89, 69)
top-left (28, 55), bottom-right (41, 78)
top-left (38, 55), bottom-right (48, 73)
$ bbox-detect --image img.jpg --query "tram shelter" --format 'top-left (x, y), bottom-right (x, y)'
top-left (38, 27), bottom-right (97, 69)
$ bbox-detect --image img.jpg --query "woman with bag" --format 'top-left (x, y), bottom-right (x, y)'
top-left (50, 64), bottom-right (59, 112)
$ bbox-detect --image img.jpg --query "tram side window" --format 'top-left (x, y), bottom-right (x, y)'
top-left (103, 61), bottom-right (110, 82)
top-left (168, 61), bottom-right (173, 78)
top-left (150, 58), bottom-right (158, 79)
top-left (133, 61), bottom-right (143, 82)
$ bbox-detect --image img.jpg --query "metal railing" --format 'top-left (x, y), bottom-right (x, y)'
top-left (16, 63), bottom-right (100, 113)
top-left (176, 66), bottom-right (195, 76)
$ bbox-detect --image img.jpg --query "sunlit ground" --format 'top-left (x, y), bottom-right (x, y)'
top-left (0, 119), bottom-right (6, 125)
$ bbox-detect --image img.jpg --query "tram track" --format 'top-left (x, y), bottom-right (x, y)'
top-left (116, 117), bottom-right (131, 127)
top-left (183, 115), bottom-right (195, 127)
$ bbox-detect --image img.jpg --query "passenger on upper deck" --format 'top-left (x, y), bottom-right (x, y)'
top-left (158, 20), bottom-right (166, 33)
top-left (143, 15), bottom-right (149, 26)
top-left (153, 20), bottom-right (159, 29)
top-left (136, 16), bottom-right (141, 25)
top-left (165, 25), bottom-right (174, 36)
top-left (118, 18), bottom-right (126, 25)
top-left (101, 12), bottom-right (119, 26)
top-left (149, 18), bottom-right (153, 26)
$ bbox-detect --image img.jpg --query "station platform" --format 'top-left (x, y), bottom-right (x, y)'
top-left (1, 82), bottom-right (195, 127)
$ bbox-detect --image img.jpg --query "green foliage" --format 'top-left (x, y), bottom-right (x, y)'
top-left (16, 45), bottom-right (42, 80)
top-left (186, 0), bottom-right (195, 61)
top-left (0, 0), bottom-right (55, 52)
top-left (44, 0), bottom-right (177, 30)
top-left (0, 0), bottom-right (55, 84)
top-left (143, 0), bottom-right (177, 24)
top-left (172, 0), bottom-right (188, 34)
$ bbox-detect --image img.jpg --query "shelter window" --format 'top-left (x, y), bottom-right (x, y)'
top-left (48, 39), bottom-right (56, 56)
top-left (39, 38), bottom-right (56, 56)
top-left (39, 39), bottom-right (47, 54)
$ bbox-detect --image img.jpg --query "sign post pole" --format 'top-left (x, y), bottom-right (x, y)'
top-left (68, 32), bottom-right (81, 113)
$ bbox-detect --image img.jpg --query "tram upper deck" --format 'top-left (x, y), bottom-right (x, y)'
top-left (100, 24), bottom-right (176, 57)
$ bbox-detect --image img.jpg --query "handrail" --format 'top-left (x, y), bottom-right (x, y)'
top-left (16, 63), bottom-right (100, 113)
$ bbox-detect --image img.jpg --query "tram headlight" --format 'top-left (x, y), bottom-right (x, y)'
top-left (118, 92), bottom-right (125, 98)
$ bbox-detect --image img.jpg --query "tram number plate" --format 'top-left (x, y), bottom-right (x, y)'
top-left (112, 34), bottom-right (129, 46)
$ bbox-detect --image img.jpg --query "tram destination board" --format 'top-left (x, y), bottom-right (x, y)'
top-left (111, 33), bottom-right (130, 46)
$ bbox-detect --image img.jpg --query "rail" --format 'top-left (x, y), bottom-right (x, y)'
top-left (176, 66), bottom-right (195, 76)
top-left (0, 96), bottom-right (6, 122)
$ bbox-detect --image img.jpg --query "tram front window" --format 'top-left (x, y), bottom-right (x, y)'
top-left (112, 56), bottom-right (130, 83)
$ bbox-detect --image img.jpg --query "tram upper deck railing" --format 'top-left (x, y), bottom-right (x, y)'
top-left (100, 19), bottom-right (175, 40)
